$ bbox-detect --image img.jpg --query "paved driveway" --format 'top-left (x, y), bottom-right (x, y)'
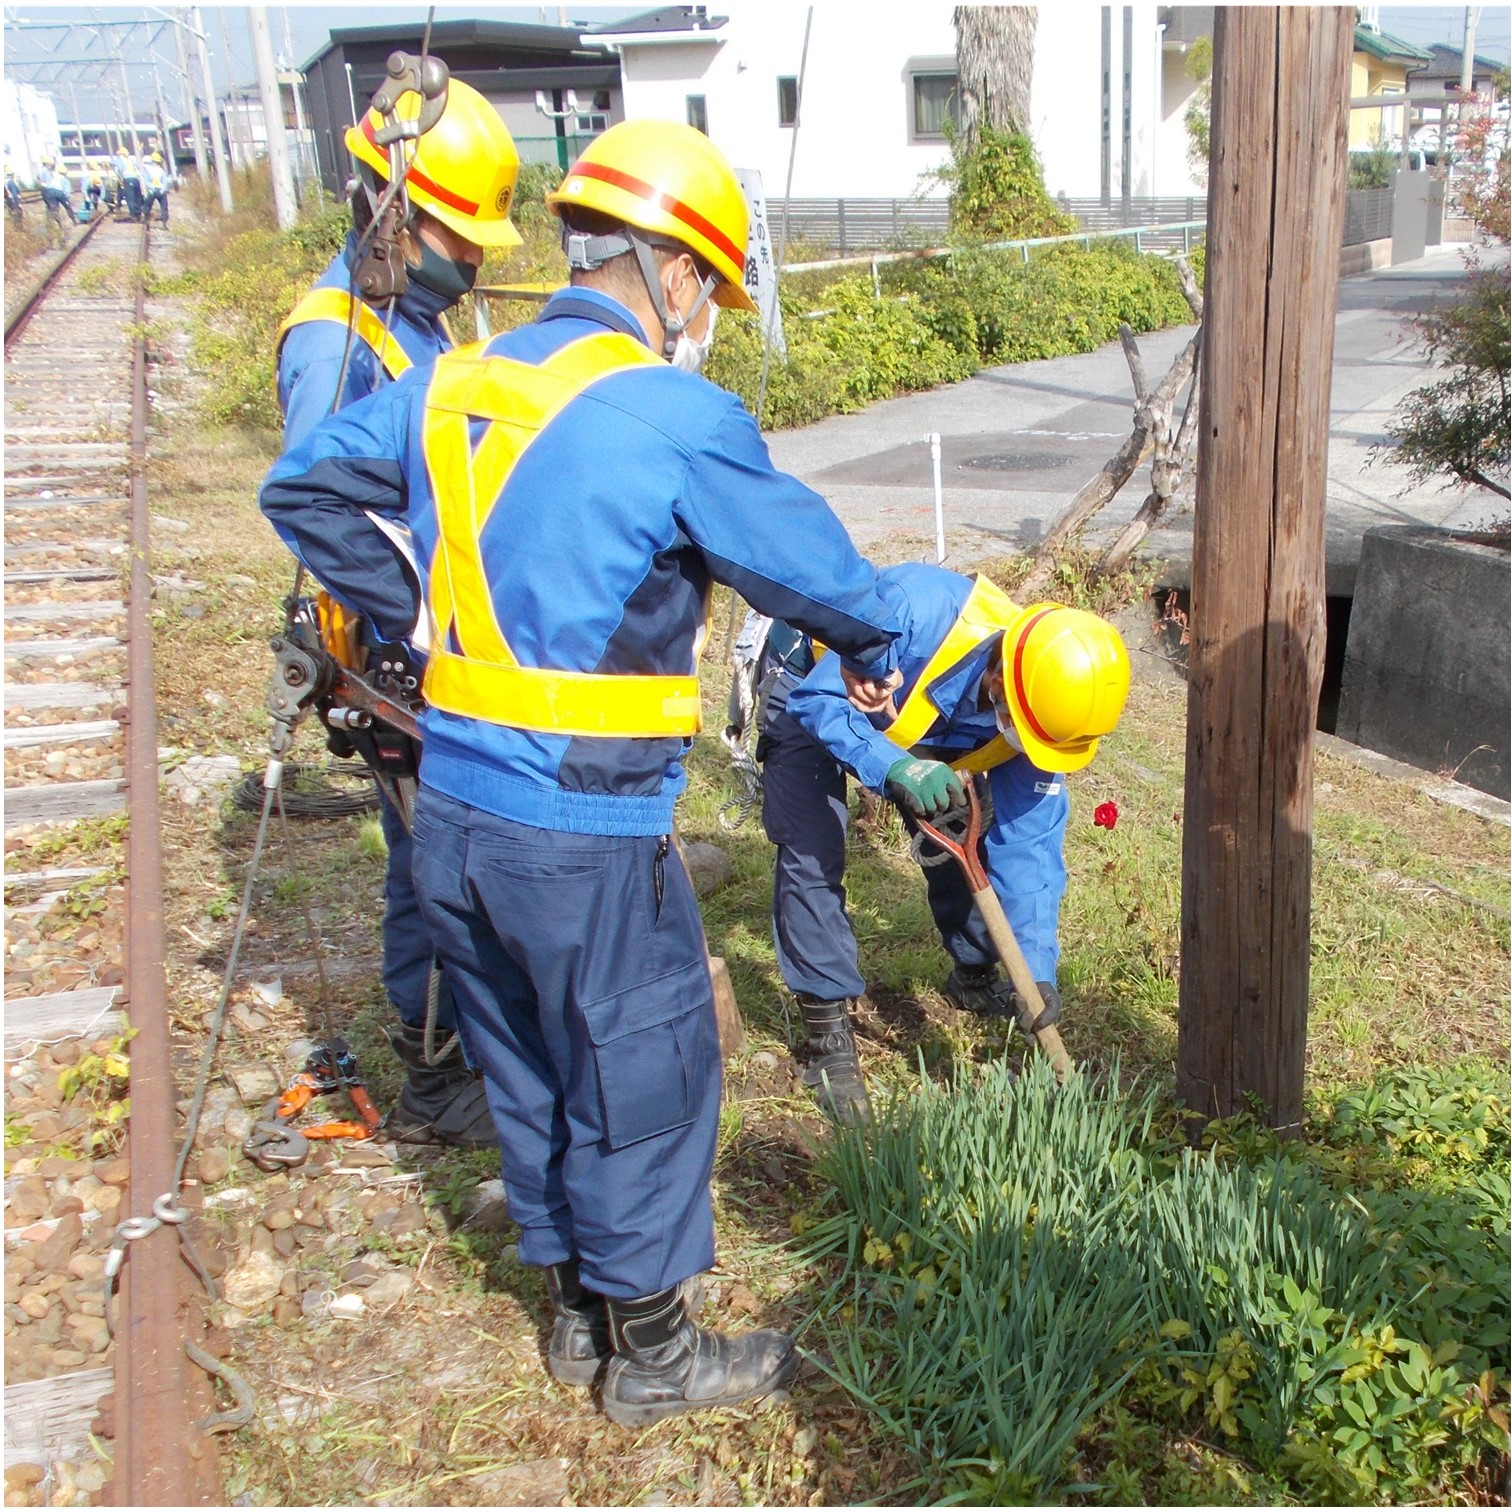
top-left (769, 244), bottom-right (1505, 593)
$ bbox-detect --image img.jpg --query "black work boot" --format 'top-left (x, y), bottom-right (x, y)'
top-left (602, 1287), bottom-right (798, 1427)
top-left (795, 995), bottom-right (871, 1124)
top-left (545, 1259), bottom-right (611, 1387)
top-left (545, 1266), bottom-right (709, 1387)
top-left (385, 1021), bottom-right (499, 1149)
top-left (942, 963), bottom-right (1014, 1017)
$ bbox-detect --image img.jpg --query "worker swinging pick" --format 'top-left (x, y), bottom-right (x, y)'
top-left (750, 563), bottom-right (1131, 1121)
top-left (271, 63), bottom-right (523, 1150)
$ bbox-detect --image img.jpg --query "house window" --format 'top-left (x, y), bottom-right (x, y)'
top-left (777, 75), bottom-right (798, 127)
top-left (686, 94), bottom-right (708, 134)
top-left (911, 71), bottom-right (960, 140)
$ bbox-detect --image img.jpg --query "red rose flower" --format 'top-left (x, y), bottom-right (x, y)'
top-left (1093, 801), bottom-right (1119, 830)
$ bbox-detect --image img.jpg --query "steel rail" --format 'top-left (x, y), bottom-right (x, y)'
top-left (3, 214), bottom-right (105, 348)
top-left (110, 218), bottom-right (223, 1506)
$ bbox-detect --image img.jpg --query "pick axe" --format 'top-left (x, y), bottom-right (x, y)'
top-left (913, 782), bottom-right (1074, 1084)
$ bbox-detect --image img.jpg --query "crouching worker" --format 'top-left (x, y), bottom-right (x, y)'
top-left (756, 563), bottom-right (1130, 1121)
top-left (272, 75), bottom-right (523, 1149)
top-left (260, 119), bottom-right (902, 1424)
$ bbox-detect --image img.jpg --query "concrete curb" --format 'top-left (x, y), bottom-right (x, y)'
top-left (1315, 731), bottom-right (1511, 827)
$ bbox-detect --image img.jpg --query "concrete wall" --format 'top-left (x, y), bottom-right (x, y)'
top-left (1337, 527), bottom-right (1511, 799)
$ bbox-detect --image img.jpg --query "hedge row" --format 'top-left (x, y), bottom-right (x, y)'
top-left (178, 190), bottom-right (1204, 436)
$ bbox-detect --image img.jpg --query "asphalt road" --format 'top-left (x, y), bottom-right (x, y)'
top-left (768, 243), bottom-right (1505, 593)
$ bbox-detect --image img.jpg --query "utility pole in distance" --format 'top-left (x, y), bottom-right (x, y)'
top-left (1176, 7), bottom-right (1352, 1136)
top-left (190, 5), bottom-right (234, 211)
top-left (248, 6), bottom-right (297, 228)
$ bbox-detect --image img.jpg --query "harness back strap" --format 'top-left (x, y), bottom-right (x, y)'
top-left (887, 574), bottom-right (1021, 772)
top-left (420, 332), bottom-right (705, 739)
top-left (276, 287), bottom-right (413, 383)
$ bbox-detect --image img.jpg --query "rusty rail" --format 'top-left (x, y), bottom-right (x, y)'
top-left (111, 219), bottom-right (223, 1505)
top-left (3, 215), bottom-right (105, 348)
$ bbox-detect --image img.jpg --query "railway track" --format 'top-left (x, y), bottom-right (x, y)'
top-left (4, 217), bottom-right (220, 1504)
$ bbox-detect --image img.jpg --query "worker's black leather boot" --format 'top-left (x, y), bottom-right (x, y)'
top-left (385, 1021), bottom-right (498, 1149)
top-left (546, 1265), bottom-right (709, 1386)
top-left (544, 1259), bottom-right (612, 1386)
top-left (942, 963), bottom-right (1015, 1017)
top-left (602, 1287), bottom-right (798, 1427)
top-left (795, 995), bottom-right (871, 1124)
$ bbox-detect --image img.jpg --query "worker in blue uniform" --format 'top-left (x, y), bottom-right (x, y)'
top-left (757, 563), bottom-right (1131, 1120)
top-left (260, 118), bottom-right (902, 1426)
top-left (272, 76), bottom-right (522, 1150)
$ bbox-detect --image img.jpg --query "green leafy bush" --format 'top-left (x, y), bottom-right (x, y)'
top-left (804, 1057), bottom-right (1509, 1503)
top-left (936, 122), bottom-right (1076, 242)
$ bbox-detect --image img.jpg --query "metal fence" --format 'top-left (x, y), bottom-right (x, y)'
top-left (1343, 186), bottom-right (1394, 246)
top-left (765, 194), bottom-right (1211, 256)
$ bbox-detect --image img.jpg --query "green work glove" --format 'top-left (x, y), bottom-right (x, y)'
top-left (885, 757), bottom-right (966, 818)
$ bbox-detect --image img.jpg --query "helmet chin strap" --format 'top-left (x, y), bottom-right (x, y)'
top-left (628, 231), bottom-right (715, 360)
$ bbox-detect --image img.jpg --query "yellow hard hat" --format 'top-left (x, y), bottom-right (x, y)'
top-left (1000, 604), bottom-right (1130, 773)
top-left (346, 76), bottom-right (521, 249)
top-left (547, 119), bottom-right (755, 312)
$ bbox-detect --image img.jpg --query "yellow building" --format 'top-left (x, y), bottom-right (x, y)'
top-left (1350, 25), bottom-right (1433, 149)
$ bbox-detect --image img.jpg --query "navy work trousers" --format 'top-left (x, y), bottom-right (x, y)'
top-left (377, 784), bottom-right (455, 1032)
top-left (411, 788), bottom-right (721, 1299)
top-left (759, 681), bottom-right (997, 1002)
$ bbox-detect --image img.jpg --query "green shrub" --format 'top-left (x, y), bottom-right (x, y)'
top-left (804, 1057), bottom-right (1509, 1502)
top-left (937, 122), bottom-right (1077, 242)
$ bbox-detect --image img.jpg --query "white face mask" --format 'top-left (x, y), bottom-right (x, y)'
top-left (995, 703), bottom-right (1026, 754)
top-left (670, 301), bottom-right (717, 373)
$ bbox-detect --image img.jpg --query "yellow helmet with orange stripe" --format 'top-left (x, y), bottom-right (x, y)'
top-left (547, 119), bottom-right (755, 313)
top-left (346, 76), bottom-right (521, 249)
top-left (999, 605), bottom-right (1130, 773)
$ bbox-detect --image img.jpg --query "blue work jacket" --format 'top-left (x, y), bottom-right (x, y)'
top-left (260, 286), bottom-right (901, 838)
top-left (276, 236), bottom-right (454, 448)
top-left (785, 562), bottom-right (1070, 979)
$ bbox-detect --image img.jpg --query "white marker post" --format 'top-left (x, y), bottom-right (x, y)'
top-left (928, 432), bottom-right (945, 562)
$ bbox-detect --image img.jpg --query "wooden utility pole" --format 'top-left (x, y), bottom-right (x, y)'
top-left (1176, 7), bottom-right (1352, 1136)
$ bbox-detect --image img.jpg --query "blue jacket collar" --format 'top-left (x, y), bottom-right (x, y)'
top-left (538, 286), bottom-right (650, 347)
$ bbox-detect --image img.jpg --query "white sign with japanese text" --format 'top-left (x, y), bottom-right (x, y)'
top-left (735, 167), bottom-right (785, 361)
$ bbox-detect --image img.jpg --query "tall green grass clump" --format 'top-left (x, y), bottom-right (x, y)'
top-left (803, 1058), bottom-right (1509, 1503)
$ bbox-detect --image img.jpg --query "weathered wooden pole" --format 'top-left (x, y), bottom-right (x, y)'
top-left (1177, 7), bottom-right (1352, 1135)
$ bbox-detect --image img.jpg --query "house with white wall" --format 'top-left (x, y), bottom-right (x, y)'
top-left (585, 3), bottom-right (1208, 204)
top-left (2, 76), bottom-right (64, 185)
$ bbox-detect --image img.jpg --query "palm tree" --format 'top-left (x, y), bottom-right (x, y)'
top-left (953, 6), bottom-right (1036, 146)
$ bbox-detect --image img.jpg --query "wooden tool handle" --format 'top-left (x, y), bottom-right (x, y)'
top-left (971, 885), bottom-right (1074, 1084)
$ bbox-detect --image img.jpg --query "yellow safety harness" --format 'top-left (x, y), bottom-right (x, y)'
top-left (419, 332), bottom-right (707, 739)
top-left (885, 575), bottom-right (1022, 775)
top-left (276, 286), bottom-right (413, 383)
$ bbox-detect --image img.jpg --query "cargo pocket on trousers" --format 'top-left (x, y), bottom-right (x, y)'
top-left (580, 960), bottom-right (718, 1150)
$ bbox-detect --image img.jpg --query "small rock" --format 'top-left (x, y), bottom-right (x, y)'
top-left (362, 1268), bottom-right (413, 1314)
top-left (340, 1257), bottom-right (382, 1287)
top-left (94, 1158), bottom-right (131, 1186)
top-left (300, 1287), bottom-right (332, 1320)
top-left (226, 1063), bottom-right (281, 1103)
top-left (283, 1038), bottom-right (319, 1067)
top-left (470, 1458), bottom-right (571, 1508)
top-left (751, 1050), bottom-right (779, 1073)
top-left (49, 1194), bottom-right (86, 1220)
top-left (7, 1176), bottom-right (48, 1225)
top-left (196, 1147), bottom-right (231, 1185)
top-left (340, 1142), bottom-right (394, 1169)
top-left (251, 979), bottom-right (283, 1008)
top-left (37, 1155), bottom-right (83, 1180)
top-left (84, 1184), bottom-right (121, 1217)
top-left (272, 1228), bottom-right (296, 1258)
top-left (249, 1225), bottom-right (276, 1257)
top-left (66, 1253), bottom-right (105, 1283)
top-left (4, 1467), bottom-right (44, 1492)
top-left (327, 1292), bottom-right (365, 1321)
top-left (223, 1108), bottom-right (253, 1143)
top-left (272, 1297), bottom-right (301, 1328)
top-left (32, 1213), bottom-right (83, 1273)
top-left (74, 1462), bottom-right (108, 1495)
top-left (18, 1291), bottom-right (50, 1320)
top-left (683, 841), bottom-right (734, 898)
top-left (221, 1250), bottom-right (283, 1311)
top-left (70, 1316), bottom-right (110, 1354)
top-left (389, 1201), bottom-right (429, 1239)
top-left (263, 1202), bottom-right (297, 1231)
top-left (465, 1178), bottom-right (511, 1232)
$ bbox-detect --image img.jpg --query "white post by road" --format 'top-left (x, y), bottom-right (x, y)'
top-left (928, 432), bottom-right (946, 563)
top-left (248, 5), bottom-right (297, 229)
